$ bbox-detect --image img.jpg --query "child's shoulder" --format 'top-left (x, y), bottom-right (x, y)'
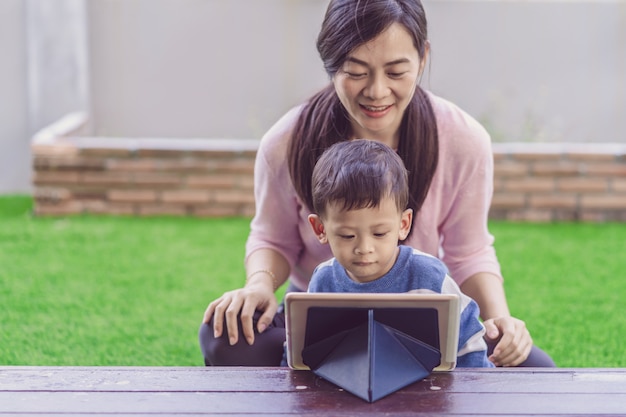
top-left (399, 245), bottom-right (449, 275)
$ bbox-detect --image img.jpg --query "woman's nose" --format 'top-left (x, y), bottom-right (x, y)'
top-left (364, 74), bottom-right (389, 100)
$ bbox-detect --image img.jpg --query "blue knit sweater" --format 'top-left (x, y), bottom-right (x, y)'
top-left (308, 245), bottom-right (494, 368)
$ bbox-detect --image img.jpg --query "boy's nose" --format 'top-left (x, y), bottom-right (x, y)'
top-left (354, 239), bottom-right (373, 255)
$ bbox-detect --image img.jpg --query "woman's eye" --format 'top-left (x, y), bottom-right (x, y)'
top-left (346, 72), bottom-right (366, 79)
top-left (388, 72), bottom-right (405, 78)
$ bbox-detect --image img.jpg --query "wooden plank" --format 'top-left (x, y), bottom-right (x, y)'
top-left (2, 367), bottom-right (626, 394)
top-left (2, 367), bottom-right (626, 416)
top-left (3, 392), bottom-right (626, 415)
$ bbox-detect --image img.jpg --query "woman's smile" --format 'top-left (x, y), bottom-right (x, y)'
top-left (360, 103), bottom-right (394, 118)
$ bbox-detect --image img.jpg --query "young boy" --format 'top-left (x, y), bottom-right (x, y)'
top-left (307, 139), bottom-right (493, 368)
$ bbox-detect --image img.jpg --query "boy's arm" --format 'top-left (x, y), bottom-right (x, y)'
top-left (441, 277), bottom-right (493, 367)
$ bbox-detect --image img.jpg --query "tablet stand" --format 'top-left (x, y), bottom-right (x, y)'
top-left (301, 307), bottom-right (441, 402)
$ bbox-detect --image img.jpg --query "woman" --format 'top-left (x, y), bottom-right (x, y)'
top-left (200, 0), bottom-right (554, 367)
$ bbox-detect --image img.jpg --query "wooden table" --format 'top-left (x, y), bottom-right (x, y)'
top-left (1, 366), bottom-right (625, 415)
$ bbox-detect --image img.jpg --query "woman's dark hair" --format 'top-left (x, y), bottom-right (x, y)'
top-left (312, 139), bottom-right (409, 218)
top-left (288, 0), bottom-right (438, 237)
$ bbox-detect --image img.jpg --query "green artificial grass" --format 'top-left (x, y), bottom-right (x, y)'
top-left (490, 221), bottom-right (626, 367)
top-left (1, 195), bottom-right (625, 367)
top-left (0, 195), bottom-right (250, 366)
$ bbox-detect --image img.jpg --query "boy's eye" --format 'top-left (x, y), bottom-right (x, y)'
top-left (339, 234), bottom-right (355, 240)
top-left (374, 232), bottom-right (388, 238)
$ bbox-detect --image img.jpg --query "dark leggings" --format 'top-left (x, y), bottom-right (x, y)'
top-left (198, 310), bottom-right (556, 367)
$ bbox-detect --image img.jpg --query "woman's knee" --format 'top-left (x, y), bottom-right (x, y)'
top-left (198, 312), bottom-right (286, 366)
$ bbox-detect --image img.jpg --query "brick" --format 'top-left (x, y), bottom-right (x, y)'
top-left (193, 149), bottom-right (257, 159)
top-left (33, 156), bottom-right (105, 171)
top-left (492, 152), bottom-right (510, 162)
top-left (162, 190), bottom-right (211, 204)
top-left (557, 178), bottom-right (608, 193)
top-left (33, 187), bottom-right (72, 202)
top-left (603, 210), bottom-right (626, 222)
top-left (187, 175), bottom-right (238, 189)
top-left (487, 209), bottom-right (508, 220)
top-left (89, 202), bottom-right (135, 216)
top-left (80, 148), bottom-right (133, 158)
top-left (137, 204), bottom-right (188, 216)
top-left (238, 175), bottom-right (255, 189)
top-left (504, 209), bottom-right (552, 222)
top-left (532, 161), bottom-right (582, 177)
top-left (212, 190), bottom-right (255, 205)
top-left (612, 179), bottom-right (626, 192)
top-left (133, 173), bottom-right (182, 187)
top-left (493, 178), bottom-right (505, 193)
top-left (504, 178), bottom-right (555, 193)
top-left (580, 211), bottom-right (607, 222)
top-left (494, 161), bottom-right (529, 177)
top-left (511, 152), bottom-right (563, 162)
top-left (518, 210), bottom-right (554, 222)
top-left (552, 210), bottom-right (579, 222)
top-left (491, 194), bottom-right (526, 209)
top-left (106, 159), bottom-right (160, 172)
top-left (31, 142), bottom-right (78, 158)
top-left (33, 171), bottom-right (81, 185)
top-left (108, 189), bottom-right (158, 203)
top-left (580, 195), bottom-right (626, 210)
top-left (33, 200), bottom-right (83, 216)
top-left (136, 149), bottom-right (189, 158)
top-left (159, 159), bottom-right (213, 172)
top-left (585, 163), bottom-right (626, 177)
top-left (210, 159), bottom-right (255, 175)
top-left (192, 204), bottom-right (241, 217)
top-left (240, 204), bottom-right (256, 218)
top-left (81, 172), bottom-right (133, 186)
top-left (529, 194), bottom-right (577, 209)
top-left (71, 189), bottom-right (108, 199)
top-left (566, 152), bottom-right (618, 162)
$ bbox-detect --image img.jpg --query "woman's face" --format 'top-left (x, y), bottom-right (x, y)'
top-left (332, 22), bottom-right (427, 149)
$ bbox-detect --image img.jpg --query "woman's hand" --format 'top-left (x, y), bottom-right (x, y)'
top-left (202, 277), bottom-right (277, 346)
top-left (484, 316), bottom-right (532, 367)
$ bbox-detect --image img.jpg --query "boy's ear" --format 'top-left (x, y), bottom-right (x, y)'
top-left (398, 208), bottom-right (413, 241)
top-left (308, 214), bottom-right (328, 244)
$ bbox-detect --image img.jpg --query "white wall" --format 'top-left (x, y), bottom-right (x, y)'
top-left (0, 1), bottom-right (30, 193)
top-left (0, 0), bottom-right (89, 193)
top-left (2, 0), bottom-right (626, 194)
top-left (423, 0), bottom-right (626, 143)
top-left (87, 0), bottom-right (329, 139)
top-left (86, 0), bottom-right (626, 143)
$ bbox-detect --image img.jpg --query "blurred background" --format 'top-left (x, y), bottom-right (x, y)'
top-left (2, 0), bottom-right (625, 193)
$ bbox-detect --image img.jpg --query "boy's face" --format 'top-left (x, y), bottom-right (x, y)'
top-left (308, 197), bottom-right (412, 284)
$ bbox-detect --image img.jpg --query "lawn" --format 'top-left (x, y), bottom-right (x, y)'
top-left (1, 195), bottom-right (624, 367)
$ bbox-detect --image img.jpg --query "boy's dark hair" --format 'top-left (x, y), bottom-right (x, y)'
top-left (311, 139), bottom-right (409, 218)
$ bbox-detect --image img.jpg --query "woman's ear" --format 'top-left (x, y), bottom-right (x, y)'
top-left (398, 208), bottom-right (413, 241)
top-left (308, 214), bottom-right (328, 244)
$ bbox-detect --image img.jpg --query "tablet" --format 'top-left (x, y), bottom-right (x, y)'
top-left (285, 292), bottom-right (460, 371)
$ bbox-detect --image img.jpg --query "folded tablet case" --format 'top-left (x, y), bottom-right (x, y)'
top-left (301, 307), bottom-right (441, 402)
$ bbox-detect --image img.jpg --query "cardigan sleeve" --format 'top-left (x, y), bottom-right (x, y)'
top-left (432, 95), bottom-right (503, 286)
top-left (244, 107), bottom-right (306, 271)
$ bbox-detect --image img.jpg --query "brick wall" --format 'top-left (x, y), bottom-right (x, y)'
top-left (491, 143), bottom-right (626, 221)
top-left (32, 114), bottom-right (626, 221)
